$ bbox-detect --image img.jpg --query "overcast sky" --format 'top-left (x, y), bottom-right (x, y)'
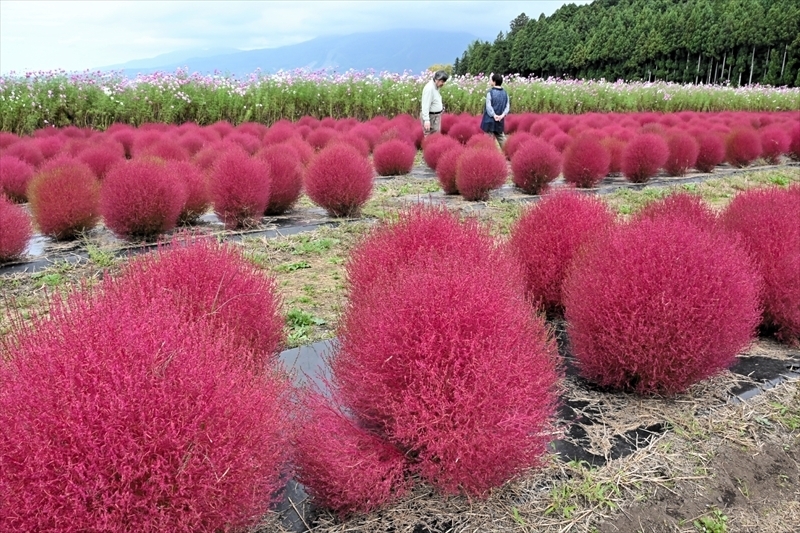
top-left (0, 1), bottom-right (588, 74)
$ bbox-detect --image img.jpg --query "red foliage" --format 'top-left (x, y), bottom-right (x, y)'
top-left (0, 196), bottom-right (31, 262)
top-left (225, 132), bottom-right (262, 155)
top-left (694, 132), bottom-right (726, 172)
top-left (664, 132), bottom-right (700, 176)
top-left (511, 139), bottom-right (562, 195)
top-left (448, 121), bottom-right (480, 144)
top-left (373, 139), bottom-right (416, 176)
top-left (28, 160), bottom-right (100, 239)
top-left (759, 126), bottom-right (790, 164)
top-left (0, 155), bottom-right (35, 202)
top-left (164, 161), bottom-right (210, 224)
top-left (307, 127), bottom-right (340, 151)
top-left (455, 148), bottom-right (508, 201)
top-left (101, 159), bottom-right (186, 239)
top-left (549, 132), bottom-right (572, 152)
top-left (503, 131), bottom-right (534, 159)
top-left (621, 133), bottom-right (669, 183)
top-left (422, 134), bottom-right (460, 170)
top-left (257, 145), bottom-right (304, 215)
top-left (722, 187), bottom-right (800, 343)
top-left (263, 122), bottom-right (298, 146)
top-left (600, 137), bottom-right (626, 174)
top-left (293, 392), bottom-right (409, 516)
top-left (0, 290), bottom-right (291, 533)
top-left (176, 133), bottom-right (207, 156)
top-left (34, 135), bottom-right (66, 160)
top-left (435, 145), bottom-right (465, 195)
top-left (136, 139), bottom-right (191, 162)
top-left (3, 140), bottom-right (44, 168)
top-left (78, 143), bottom-right (125, 179)
top-left (348, 124), bottom-right (381, 151)
top-left (113, 236), bottom-right (285, 366)
top-left (109, 128), bottom-right (137, 158)
top-left (635, 192), bottom-right (718, 232)
top-left (439, 113), bottom-right (457, 134)
top-left (208, 120), bottom-right (235, 138)
top-left (304, 144), bottom-right (373, 217)
top-left (281, 137), bottom-right (315, 166)
top-left (236, 121), bottom-right (268, 139)
top-left (209, 150), bottom-right (271, 229)
top-left (562, 135), bottom-right (610, 187)
top-left (563, 217), bottom-right (761, 394)
top-left (335, 220), bottom-right (560, 496)
top-left (466, 134), bottom-right (498, 150)
top-left (789, 124), bottom-right (800, 161)
top-left (725, 128), bottom-right (762, 167)
top-left (331, 132), bottom-right (371, 158)
top-left (0, 132), bottom-right (20, 149)
top-left (508, 192), bottom-right (614, 316)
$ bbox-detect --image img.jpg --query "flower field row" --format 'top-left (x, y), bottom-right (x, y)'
top-left (1, 110), bottom-right (799, 259)
top-left (1, 68), bottom-right (799, 134)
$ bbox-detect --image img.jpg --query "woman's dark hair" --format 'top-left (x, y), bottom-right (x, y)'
top-left (492, 73), bottom-right (503, 86)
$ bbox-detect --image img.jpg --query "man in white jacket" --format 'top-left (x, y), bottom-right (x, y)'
top-left (420, 70), bottom-right (449, 135)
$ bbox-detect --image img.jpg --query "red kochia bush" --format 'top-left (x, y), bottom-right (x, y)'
top-left (0, 196), bottom-right (31, 262)
top-left (113, 236), bottom-right (285, 367)
top-left (448, 121), bottom-right (480, 144)
top-left (635, 192), bottom-right (718, 231)
top-left (562, 135), bottom-right (610, 187)
top-left (101, 159), bottom-right (186, 239)
top-left (28, 160), bottom-right (100, 239)
top-left (726, 128), bottom-right (762, 167)
top-left (455, 147), bottom-right (508, 201)
top-left (3, 140), bottom-right (44, 168)
top-left (694, 132), bottom-right (726, 172)
top-left (759, 126), bottom-right (791, 164)
top-left (435, 145), bottom-right (465, 194)
top-left (335, 223), bottom-right (560, 496)
top-left (209, 151), bottom-right (271, 229)
top-left (78, 142), bottom-right (125, 179)
top-left (509, 192), bottom-right (615, 316)
top-left (722, 187), bottom-right (800, 343)
top-left (293, 392), bottom-right (409, 516)
top-left (664, 132), bottom-right (700, 176)
top-left (600, 137), bottom-right (626, 174)
top-left (257, 145), bottom-right (303, 215)
top-left (503, 131), bottom-right (534, 159)
top-left (621, 133), bottom-right (669, 183)
top-left (422, 134), bottom-right (460, 170)
top-left (164, 161), bottom-right (209, 223)
top-left (307, 127), bottom-right (340, 151)
top-left (789, 124), bottom-right (800, 160)
top-left (0, 292), bottom-right (291, 533)
top-left (305, 144), bottom-right (373, 217)
top-left (0, 155), bottom-right (35, 202)
top-left (511, 139), bottom-right (562, 195)
top-left (373, 139), bottom-right (416, 176)
top-left (563, 217), bottom-right (761, 394)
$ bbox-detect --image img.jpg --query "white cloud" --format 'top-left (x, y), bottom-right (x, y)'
top-left (0, 0), bottom-right (588, 73)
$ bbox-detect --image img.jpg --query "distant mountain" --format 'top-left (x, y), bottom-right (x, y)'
top-left (99, 47), bottom-right (241, 71)
top-left (101, 29), bottom-right (477, 77)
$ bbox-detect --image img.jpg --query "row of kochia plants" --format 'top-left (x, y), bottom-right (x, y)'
top-left (1, 110), bottom-right (799, 258)
top-left (1, 182), bottom-right (798, 531)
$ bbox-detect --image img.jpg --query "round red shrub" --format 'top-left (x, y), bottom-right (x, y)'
top-left (466, 134), bottom-right (498, 151)
top-left (294, 392), bottom-right (409, 516)
top-left (109, 128), bottom-right (137, 158)
top-left (0, 132), bottom-right (20, 149)
top-left (435, 145), bottom-right (465, 194)
top-left (563, 217), bottom-right (761, 394)
top-left (664, 132), bottom-right (700, 176)
top-left (511, 139), bottom-right (562, 195)
top-left (176, 132), bottom-right (207, 156)
top-left (600, 137), bottom-right (626, 174)
top-left (621, 133), bottom-right (669, 183)
top-left (236, 121), bottom-right (268, 139)
top-left (455, 148), bottom-right (508, 201)
top-left (208, 120), bottom-right (235, 138)
top-left (550, 132), bottom-right (572, 152)
top-left (34, 135), bottom-right (66, 160)
top-left (281, 137), bottom-right (315, 166)
top-left (209, 151), bottom-right (271, 229)
top-left (439, 113), bottom-right (457, 134)
top-left (28, 160), bottom-right (100, 239)
top-left (789, 124), bottom-right (800, 160)
top-left (635, 192), bottom-right (717, 231)
top-left (759, 126), bottom-right (790, 164)
top-left (509, 192), bottom-right (614, 316)
top-left (726, 128), bottom-right (762, 167)
top-left (0, 155), bottom-right (35, 202)
top-left (225, 132), bottom-right (262, 155)
top-left (263, 122), bottom-right (298, 146)
top-left (373, 139), bottom-right (416, 176)
top-left (562, 135), bottom-right (610, 187)
top-left (448, 121), bottom-right (480, 144)
top-left (307, 127), bottom-right (339, 151)
top-left (3, 140), bottom-right (44, 168)
top-left (503, 131), bottom-right (534, 159)
top-left (0, 196), bottom-right (31, 262)
top-left (422, 134), bottom-right (460, 170)
top-left (331, 132), bottom-right (371, 158)
top-left (348, 124), bottom-right (381, 151)
top-left (335, 223), bottom-right (560, 496)
top-left (0, 292), bottom-right (291, 533)
top-left (114, 236), bottom-right (286, 366)
top-left (305, 144), bottom-right (373, 217)
top-left (78, 143), bottom-right (125, 179)
top-left (722, 187), bottom-right (800, 343)
top-left (257, 145), bottom-right (303, 215)
top-left (164, 161), bottom-right (209, 224)
top-left (694, 132), bottom-right (726, 172)
top-left (101, 159), bottom-right (186, 239)
top-left (137, 139), bottom-right (191, 162)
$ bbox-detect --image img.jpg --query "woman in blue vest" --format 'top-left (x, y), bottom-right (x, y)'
top-left (480, 73), bottom-right (510, 147)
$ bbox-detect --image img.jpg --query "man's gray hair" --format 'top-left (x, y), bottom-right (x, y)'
top-left (433, 70), bottom-right (449, 82)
